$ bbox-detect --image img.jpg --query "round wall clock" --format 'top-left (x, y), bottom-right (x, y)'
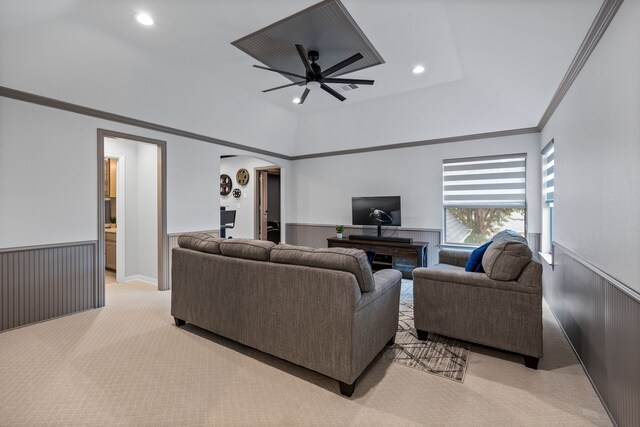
top-left (236, 168), bottom-right (250, 186)
top-left (232, 188), bottom-right (242, 199)
top-left (220, 174), bottom-right (232, 196)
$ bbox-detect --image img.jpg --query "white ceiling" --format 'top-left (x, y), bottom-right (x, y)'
top-left (0, 0), bottom-right (603, 156)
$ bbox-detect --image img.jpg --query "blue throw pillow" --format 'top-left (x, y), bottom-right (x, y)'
top-left (465, 241), bottom-right (493, 273)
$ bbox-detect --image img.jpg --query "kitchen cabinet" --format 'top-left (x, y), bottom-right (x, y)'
top-left (104, 158), bottom-right (117, 198)
top-left (105, 231), bottom-right (116, 270)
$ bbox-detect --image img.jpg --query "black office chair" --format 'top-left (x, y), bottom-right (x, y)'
top-left (220, 209), bottom-right (236, 238)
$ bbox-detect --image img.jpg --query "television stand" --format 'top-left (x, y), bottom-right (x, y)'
top-left (327, 237), bottom-right (428, 279)
top-left (348, 234), bottom-right (413, 243)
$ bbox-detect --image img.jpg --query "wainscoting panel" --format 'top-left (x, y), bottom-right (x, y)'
top-left (285, 224), bottom-right (441, 267)
top-left (166, 230), bottom-right (219, 291)
top-left (546, 244), bottom-right (639, 427)
top-left (0, 241), bottom-right (97, 332)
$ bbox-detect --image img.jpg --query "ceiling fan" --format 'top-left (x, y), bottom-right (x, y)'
top-left (253, 44), bottom-right (374, 104)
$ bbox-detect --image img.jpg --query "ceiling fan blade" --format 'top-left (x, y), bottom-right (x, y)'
top-left (320, 83), bottom-right (346, 102)
top-left (262, 81), bottom-right (305, 93)
top-left (299, 88), bottom-right (310, 104)
top-left (322, 78), bottom-right (374, 85)
top-left (295, 44), bottom-right (315, 78)
top-left (321, 53), bottom-right (364, 78)
top-left (253, 65), bottom-right (306, 80)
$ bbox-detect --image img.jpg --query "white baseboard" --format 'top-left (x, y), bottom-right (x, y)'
top-left (125, 275), bottom-right (158, 285)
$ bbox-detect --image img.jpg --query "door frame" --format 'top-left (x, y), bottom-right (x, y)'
top-left (96, 129), bottom-right (168, 307)
top-left (253, 166), bottom-right (281, 241)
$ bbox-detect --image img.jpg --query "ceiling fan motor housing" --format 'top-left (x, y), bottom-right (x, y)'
top-left (308, 50), bottom-right (319, 62)
top-left (308, 50), bottom-right (321, 80)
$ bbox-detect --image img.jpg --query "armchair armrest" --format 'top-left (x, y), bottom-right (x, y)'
top-left (438, 248), bottom-right (473, 267)
top-left (355, 269), bottom-right (402, 312)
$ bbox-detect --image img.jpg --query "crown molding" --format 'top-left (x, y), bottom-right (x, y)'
top-left (290, 127), bottom-right (540, 160)
top-left (537, 0), bottom-right (623, 130)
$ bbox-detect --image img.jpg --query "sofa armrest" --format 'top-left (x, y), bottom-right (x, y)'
top-left (517, 261), bottom-right (543, 290)
top-left (413, 267), bottom-right (540, 295)
top-left (355, 269), bottom-right (402, 312)
top-left (439, 249), bottom-right (472, 267)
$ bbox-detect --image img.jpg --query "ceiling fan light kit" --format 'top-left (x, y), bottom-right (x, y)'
top-left (306, 81), bottom-right (321, 90)
top-left (231, 0), bottom-right (384, 105)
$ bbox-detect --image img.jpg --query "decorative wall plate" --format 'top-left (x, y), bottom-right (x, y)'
top-left (220, 174), bottom-right (232, 196)
top-left (236, 168), bottom-right (250, 186)
top-left (232, 188), bottom-right (242, 199)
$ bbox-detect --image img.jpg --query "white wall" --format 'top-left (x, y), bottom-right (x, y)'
top-left (0, 98), bottom-right (96, 247)
top-left (290, 133), bottom-right (541, 233)
top-left (541, 0), bottom-right (640, 292)
top-left (220, 156), bottom-right (277, 239)
top-left (166, 139), bottom-right (219, 234)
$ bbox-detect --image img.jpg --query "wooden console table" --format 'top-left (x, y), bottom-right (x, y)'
top-left (327, 237), bottom-right (428, 279)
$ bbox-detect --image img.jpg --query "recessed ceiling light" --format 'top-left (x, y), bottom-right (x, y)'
top-left (135, 12), bottom-right (154, 26)
top-left (292, 97), bottom-right (301, 104)
top-left (412, 65), bottom-right (425, 74)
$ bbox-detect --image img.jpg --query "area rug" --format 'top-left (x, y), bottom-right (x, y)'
top-left (381, 280), bottom-right (470, 383)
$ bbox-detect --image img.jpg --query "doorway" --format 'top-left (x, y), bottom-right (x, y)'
top-left (96, 129), bottom-right (167, 308)
top-left (219, 156), bottom-right (283, 242)
top-left (255, 167), bottom-right (281, 244)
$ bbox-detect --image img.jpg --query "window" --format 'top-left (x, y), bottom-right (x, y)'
top-left (542, 140), bottom-right (554, 252)
top-left (443, 153), bottom-right (527, 245)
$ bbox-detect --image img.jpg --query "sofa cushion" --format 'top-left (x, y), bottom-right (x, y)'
top-left (482, 239), bottom-right (533, 281)
top-left (178, 233), bottom-right (224, 254)
top-left (464, 240), bottom-right (492, 273)
top-left (219, 239), bottom-right (275, 261)
top-left (271, 244), bottom-right (375, 293)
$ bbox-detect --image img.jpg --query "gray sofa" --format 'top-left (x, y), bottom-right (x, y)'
top-left (413, 231), bottom-right (542, 368)
top-left (171, 234), bottom-right (402, 396)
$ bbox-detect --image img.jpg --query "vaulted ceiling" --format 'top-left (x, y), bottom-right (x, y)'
top-left (0, 0), bottom-right (603, 156)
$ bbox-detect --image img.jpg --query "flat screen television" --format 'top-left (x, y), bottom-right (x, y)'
top-left (352, 196), bottom-right (401, 236)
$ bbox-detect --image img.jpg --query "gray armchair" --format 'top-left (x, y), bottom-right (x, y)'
top-left (412, 232), bottom-right (543, 368)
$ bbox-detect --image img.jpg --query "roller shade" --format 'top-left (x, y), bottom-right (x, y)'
top-left (542, 141), bottom-right (554, 203)
top-left (443, 153), bottom-right (527, 208)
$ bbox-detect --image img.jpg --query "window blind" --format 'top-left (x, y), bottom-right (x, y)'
top-left (542, 141), bottom-right (554, 203)
top-left (443, 153), bottom-right (527, 208)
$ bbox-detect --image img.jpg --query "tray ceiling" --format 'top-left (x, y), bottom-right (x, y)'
top-left (232, 0), bottom-right (384, 82)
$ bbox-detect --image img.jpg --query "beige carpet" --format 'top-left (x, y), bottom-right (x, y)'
top-left (0, 279), bottom-right (612, 426)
